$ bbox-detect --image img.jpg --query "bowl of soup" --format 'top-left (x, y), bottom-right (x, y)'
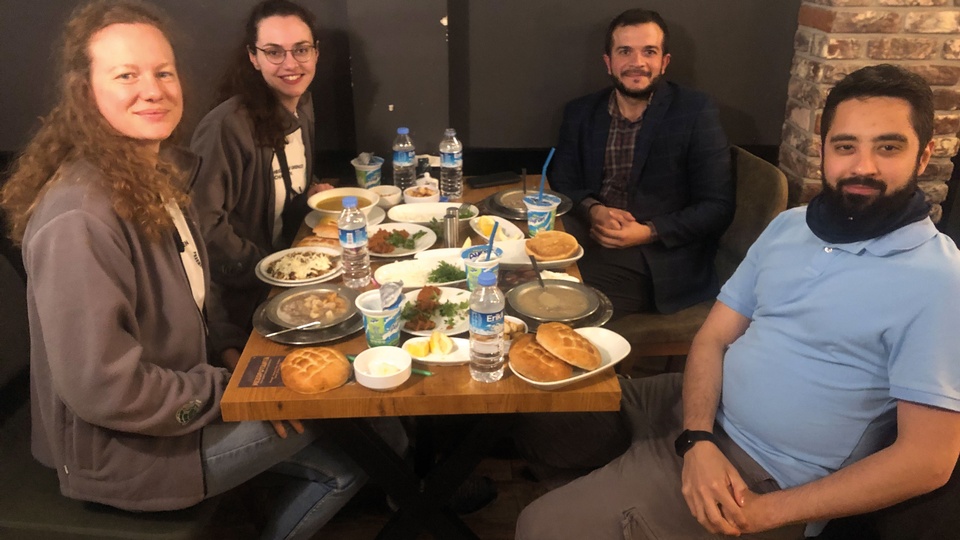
top-left (307, 187), bottom-right (380, 219)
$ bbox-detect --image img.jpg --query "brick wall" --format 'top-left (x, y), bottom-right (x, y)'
top-left (779, 0), bottom-right (960, 220)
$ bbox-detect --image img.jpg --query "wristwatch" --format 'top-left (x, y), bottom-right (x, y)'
top-left (674, 430), bottom-right (718, 457)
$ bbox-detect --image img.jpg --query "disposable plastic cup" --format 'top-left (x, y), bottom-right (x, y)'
top-left (351, 156), bottom-right (384, 189)
top-left (461, 246), bottom-right (503, 291)
top-left (355, 290), bottom-right (401, 347)
top-left (523, 194), bottom-right (561, 237)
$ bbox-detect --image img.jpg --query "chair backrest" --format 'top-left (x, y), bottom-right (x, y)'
top-left (0, 253), bottom-right (29, 389)
top-left (715, 146), bottom-right (789, 283)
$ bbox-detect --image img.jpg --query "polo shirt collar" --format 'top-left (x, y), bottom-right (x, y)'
top-left (824, 217), bottom-right (938, 256)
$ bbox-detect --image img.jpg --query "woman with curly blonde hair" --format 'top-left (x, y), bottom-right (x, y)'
top-left (0, 2), bottom-right (384, 537)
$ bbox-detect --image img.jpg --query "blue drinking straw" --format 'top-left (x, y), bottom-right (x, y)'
top-left (538, 147), bottom-right (556, 204)
top-left (485, 222), bottom-right (499, 261)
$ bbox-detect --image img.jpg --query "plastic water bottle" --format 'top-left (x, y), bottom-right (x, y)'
top-left (337, 196), bottom-right (371, 289)
top-left (439, 128), bottom-right (463, 201)
top-left (392, 127), bottom-right (416, 192)
top-left (469, 271), bottom-right (505, 382)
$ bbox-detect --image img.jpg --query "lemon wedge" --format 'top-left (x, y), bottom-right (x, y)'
top-left (429, 331), bottom-right (454, 355)
top-left (405, 339), bottom-right (431, 358)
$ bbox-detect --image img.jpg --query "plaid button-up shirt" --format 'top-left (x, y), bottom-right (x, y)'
top-left (598, 91), bottom-right (646, 209)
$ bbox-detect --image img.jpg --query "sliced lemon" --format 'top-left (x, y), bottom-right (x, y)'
top-left (478, 216), bottom-right (496, 237)
top-left (429, 331), bottom-right (455, 355)
top-left (405, 339), bottom-right (431, 358)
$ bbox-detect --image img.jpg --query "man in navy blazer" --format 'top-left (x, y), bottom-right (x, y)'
top-left (550, 9), bottom-right (735, 316)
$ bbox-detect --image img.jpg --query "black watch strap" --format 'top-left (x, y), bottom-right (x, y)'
top-left (674, 430), bottom-right (718, 457)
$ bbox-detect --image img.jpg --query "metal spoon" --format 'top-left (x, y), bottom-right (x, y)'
top-left (528, 254), bottom-right (546, 289)
top-left (521, 167), bottom-right (528, 194)
top-left (262, 320), bottom-right (324, 339)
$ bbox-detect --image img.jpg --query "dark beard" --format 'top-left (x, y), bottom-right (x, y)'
top-left (610, 70), bottom-right (661, 101)
top-left (806, 168), bottom-right (930, 243)
top-left (819, 173), bottom-right (918, 222)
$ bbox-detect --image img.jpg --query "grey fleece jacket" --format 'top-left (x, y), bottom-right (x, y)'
top-left (189, 93), bottom-right (318, 343)
top-left (22, 149), bottom-right (231, 511)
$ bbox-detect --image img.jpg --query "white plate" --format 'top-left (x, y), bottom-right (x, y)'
top-left (400, 286), bottom-right (471, 336)
top-left (414, 248), bottom-right (464, 260)
top-left (497, 239), bottom-right (584, 270)
top-left (304, 206), bottom-right (385, 229)
top-left (367, 223), bottom-right (437, 258)
top-left (402, 336), bottom-right (470, 366)
top-left (469, 216), bottom-right (524, 242)
top-left (503, 315), bottom-right (528, 354)
top-left (374, 257), bottom-right (466, 290)
top-left (387, 202), bottom-right (479, 228)
top-left (508, 327), bottom-right (631, 390)
top-left (255, 246), bottom-right (343, 287)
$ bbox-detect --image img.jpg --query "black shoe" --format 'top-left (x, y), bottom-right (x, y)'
top-left (449, 475), bottom-right (497, 515)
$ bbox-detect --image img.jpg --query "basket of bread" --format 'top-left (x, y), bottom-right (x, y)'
top-left (508, 322), bottom-right (631, 389)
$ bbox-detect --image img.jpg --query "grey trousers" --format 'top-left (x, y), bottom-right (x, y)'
top-left (514, 374), bottom-right (807, 540)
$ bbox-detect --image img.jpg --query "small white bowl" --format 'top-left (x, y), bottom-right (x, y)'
top-left (504, 315), bottom-right (528, 353)
top-left (353, 347), bottom-right (412, 391)
top-left (307, 187), bottom-right (380, 219)
top-left (371, 185), bottom-right (402, 209)
top-left (403, 185), bottom-right (440, 204)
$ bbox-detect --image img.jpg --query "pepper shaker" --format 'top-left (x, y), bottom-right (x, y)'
top-left (443, 207), bottom-right (459, 248)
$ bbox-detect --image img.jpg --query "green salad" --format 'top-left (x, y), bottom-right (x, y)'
top-left (427, 261), bottom-right (466, 283)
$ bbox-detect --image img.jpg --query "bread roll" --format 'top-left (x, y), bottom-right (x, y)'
top-left (280, 347), bottom-right (351, 394)
top-left (296, 234), bottom-right (339, 248)
top-left (525, 231), bottom-right (579, 261)
top-left (536, 322), bottom-right (601, 370)
top-left (508, 333), bottom-right (573, 382)
top-left (311, 220), bottom-right (339, 239)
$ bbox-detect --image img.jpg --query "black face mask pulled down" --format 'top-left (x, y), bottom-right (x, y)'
top-left (805, 177), bottom-right (930, 244)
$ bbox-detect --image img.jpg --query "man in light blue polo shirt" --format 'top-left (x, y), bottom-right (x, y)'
top-left (516, 64), bottom-right (960, 540)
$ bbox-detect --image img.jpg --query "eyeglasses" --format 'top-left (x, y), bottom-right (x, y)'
top-left (251, 42), bottom-right (317, 65)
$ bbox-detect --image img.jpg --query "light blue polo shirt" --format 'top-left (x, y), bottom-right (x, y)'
top-left (716, 207), bottom-right (960, 498)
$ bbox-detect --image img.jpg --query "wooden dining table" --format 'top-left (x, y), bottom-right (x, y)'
top-left (220, 178), bottom-right (622, 540)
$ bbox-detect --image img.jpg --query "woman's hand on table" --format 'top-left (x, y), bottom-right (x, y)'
top-left (271, 419), bottom-right (305, 438)
top-left (307, 183), bottom-right (334, 197)
top-left (220, 348), bottom-right (241, 371)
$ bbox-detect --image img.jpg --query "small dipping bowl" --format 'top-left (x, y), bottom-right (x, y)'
top-left (353, 346), bottom-right (412, 391)
top-left (503, 315), bottom-right (528, 354)
top-left (372, 185), bottom-right (402, 209)
top-left (403, 185), bottom-right (441, 204)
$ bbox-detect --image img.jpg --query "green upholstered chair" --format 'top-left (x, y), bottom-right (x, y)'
top-left (0, 254), bottom-right (221, 540)
top-left (0, 403), bottom-right (220, 540)
top-left (608, 146), bottom-right (789, 367)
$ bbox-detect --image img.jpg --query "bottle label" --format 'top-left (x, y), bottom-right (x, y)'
top-left (339, 227), bottom-right (368, 248)
top-left (393, 150), bottom-right (415, 166)
top-left (440, 151), bottom-right (462, 168)
top-left (469, 309), bottom-right (503, 334)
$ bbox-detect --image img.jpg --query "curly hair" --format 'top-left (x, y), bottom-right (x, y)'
top-left (214, 0), bottom-right (318, 149)
top-left (0, 0), bottom-right (188, 245)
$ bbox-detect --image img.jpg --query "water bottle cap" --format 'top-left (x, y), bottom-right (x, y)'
top-left (477, 271), bottom-right (497, 287)
top-left (397, 127), bottom-right (409, 135)
top-left (444, 128), bottom-right (456, 137)
top-left (342, 196), bottom-right (358, 208)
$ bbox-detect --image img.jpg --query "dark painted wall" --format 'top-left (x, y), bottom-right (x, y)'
top-left (1, 1), bottom-right (800, 168)
top-left (451, 0), bottom-right (800, 150)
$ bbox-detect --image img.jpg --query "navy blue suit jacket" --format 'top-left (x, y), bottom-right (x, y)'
top-left (550, 81), bottom-right (735, 313)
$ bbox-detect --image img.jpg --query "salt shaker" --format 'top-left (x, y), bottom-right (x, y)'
top-left (443, 207), bottom-right (459, 248)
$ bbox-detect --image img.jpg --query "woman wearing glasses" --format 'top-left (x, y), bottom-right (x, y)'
top-left (191, 0), bottom-right (333, 351)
